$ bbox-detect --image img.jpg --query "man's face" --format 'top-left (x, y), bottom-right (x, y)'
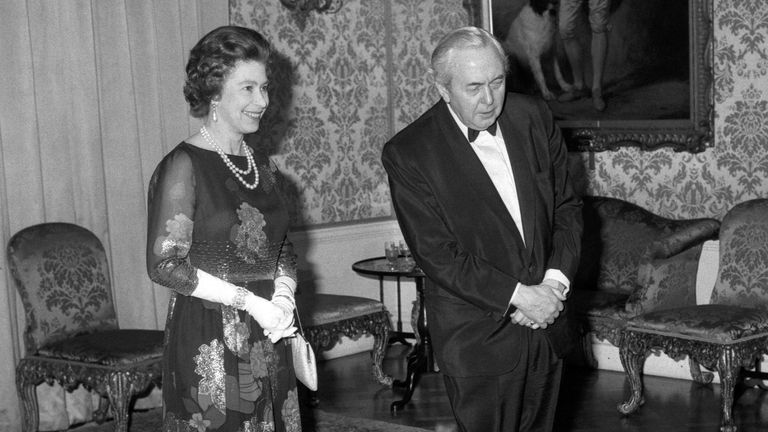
top-left (436, 45), bottom-right (506, 131)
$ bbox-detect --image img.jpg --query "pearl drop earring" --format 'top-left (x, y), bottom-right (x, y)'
top-left (212, 103), bottom-right (218, 122)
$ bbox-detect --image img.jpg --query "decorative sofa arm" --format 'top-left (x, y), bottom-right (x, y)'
top-left (626, 219), bottom-right (720, 316)
top-left (641, 219), bottom-right (720, 262)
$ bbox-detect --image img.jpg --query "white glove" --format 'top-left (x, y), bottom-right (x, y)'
top-left (270, 276), bottom-right (296, 331)
top-left (192, 269), bottom-right (284, 330)
top-left (263, 326), bottom-right (298, 343)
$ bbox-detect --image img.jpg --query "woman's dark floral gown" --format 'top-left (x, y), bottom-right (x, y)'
top-left (147, 142), bottom-right (300, 432)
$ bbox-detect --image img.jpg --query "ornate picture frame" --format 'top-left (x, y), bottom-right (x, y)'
top-left (465, 0), bottom-right (713, 153)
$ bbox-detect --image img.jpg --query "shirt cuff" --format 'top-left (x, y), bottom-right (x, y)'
top-left (507, 282), bottom-right (523, 312)
top-left (506, 269), bottom-right (570, 315)
top-left (543, 269), bottom-right (570, 296)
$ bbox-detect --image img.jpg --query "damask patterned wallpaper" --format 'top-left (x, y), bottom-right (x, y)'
top-left (233, 0), bottom-right (768, 226)
top-left (232, 0), bottom-right (467, 226)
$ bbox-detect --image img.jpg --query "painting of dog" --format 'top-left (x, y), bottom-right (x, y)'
top-left (502, 0), bottom-right (572, 100)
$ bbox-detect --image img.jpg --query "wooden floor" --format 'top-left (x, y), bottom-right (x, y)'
top-left (308, 344), bottom-right (768, 432)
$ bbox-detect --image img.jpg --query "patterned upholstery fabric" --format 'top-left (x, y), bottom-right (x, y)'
top-left (625, 241), bottom-right (705, 316)
top-left (568, 289), bottom-right (630, 348)
top-left (710, 199), bottom-right (768, 308)
top-left (572, 197), bottom-right (719, 332)
top-left (7, 223), bottom-right (118, 353)
top-left (7, 222), bottom-right (163, 432)
top-left (627, 304), bottom-right (768, 343)
top-left (574, 196), bottom-right (719, 297)
top-left (294, 293), bottom-right (393, 388)
top-left (617, 199), bottom-right (768, 432)
top-left (37, 329), bottom-right (164, 366)
top-left (570, 290), bottom-right (629, 320)
top-left (569, 197), bottom-right (719, 361)
top-left (296, 294), bottom-right (386, 326)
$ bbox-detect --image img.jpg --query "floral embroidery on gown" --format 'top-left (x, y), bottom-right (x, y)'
top-left (147, 142), bottom-right (300, 432)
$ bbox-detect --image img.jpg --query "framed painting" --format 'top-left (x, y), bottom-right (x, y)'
top-left (464, 0), bottom-right (713, 152)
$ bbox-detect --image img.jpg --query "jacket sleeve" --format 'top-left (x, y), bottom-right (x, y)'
top-left (537, 98), bottom-right (583, 284)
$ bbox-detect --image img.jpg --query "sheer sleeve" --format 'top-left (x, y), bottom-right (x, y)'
top-left (146, 147), bottom-right (199, 295)
top-left (272, 161), bottom-right (297, 282)
top-left (275, 237), bottom-right (297, 282)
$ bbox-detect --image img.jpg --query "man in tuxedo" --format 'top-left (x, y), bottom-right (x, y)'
top-left (381, 26), bottom-right (582, 432)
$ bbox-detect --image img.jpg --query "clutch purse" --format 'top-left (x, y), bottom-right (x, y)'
top-left (290, 310), bottom-right (318, 391)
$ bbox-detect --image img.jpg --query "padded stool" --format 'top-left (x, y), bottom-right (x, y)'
top-left (619, 305), bottom-right (768, 432)
top-left (296, 293), bottom-right (393, 387)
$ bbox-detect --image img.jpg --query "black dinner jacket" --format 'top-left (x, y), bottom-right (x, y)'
top-left (381, 93), bottom-right (583, 377)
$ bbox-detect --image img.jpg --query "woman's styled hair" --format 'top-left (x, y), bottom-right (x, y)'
top-left (183, 26), bottom-right (272, 118)
top-left (430, 26), bottom-right (508, 88)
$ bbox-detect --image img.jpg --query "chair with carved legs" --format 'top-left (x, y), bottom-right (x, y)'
top-left (8, 223), bottom-right (163, 431)
top-left (569, 196), bottom-right (720, 373)
top-left (295, 292), bottom-right (392, 405)
top-left (617, 199), bottom-right (768, 432)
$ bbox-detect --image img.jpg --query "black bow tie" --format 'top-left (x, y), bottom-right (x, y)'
top-left (467, 122), bottom-right (498, 142)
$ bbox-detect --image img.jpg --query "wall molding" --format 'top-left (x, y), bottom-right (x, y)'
top-left (292, 219), bottom-right (401, 247)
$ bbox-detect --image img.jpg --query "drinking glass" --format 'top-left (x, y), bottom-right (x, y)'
top-left (399, 240), bottom-right (414, 267)
top-left (385, 241), bottom-right (399, 269)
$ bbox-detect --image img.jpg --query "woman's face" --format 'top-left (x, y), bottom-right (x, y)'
top-left (215, 60), bottom-right (269, 135)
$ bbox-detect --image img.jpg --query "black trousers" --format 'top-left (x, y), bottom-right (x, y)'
top-left (443, 329), bottom-right (562, 432)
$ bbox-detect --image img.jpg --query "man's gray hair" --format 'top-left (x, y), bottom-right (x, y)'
top-left (431, 26), bottom-right (509, 87)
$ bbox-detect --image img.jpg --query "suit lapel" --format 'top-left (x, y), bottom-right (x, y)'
top-left (435, 102), bottom-right (526, 246)
top-left (498, 114), bottom-right (537, 254)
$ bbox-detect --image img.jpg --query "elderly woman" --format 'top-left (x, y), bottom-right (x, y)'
top-left (146, 26), bottom-right (301, 431)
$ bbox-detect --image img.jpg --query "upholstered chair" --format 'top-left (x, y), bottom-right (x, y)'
top-left (296, 293), bottom-right (392, 388)
top-left (294, 291), bottom-right (392, 409)
top-left (618, 198), bottom-right (768, 432)
top-left (570, 196), bottom-right (720, 366)
top-left (7, 223), bottom-right (163, 432)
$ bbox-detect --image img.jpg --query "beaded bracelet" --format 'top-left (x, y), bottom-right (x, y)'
top-left (232, 286), bottom-right (249, 310)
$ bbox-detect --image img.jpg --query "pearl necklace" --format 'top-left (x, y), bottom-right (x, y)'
top-left (200, 126), bottom-right (259, 190)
